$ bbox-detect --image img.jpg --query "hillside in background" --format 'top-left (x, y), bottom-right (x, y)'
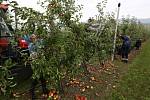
top-left (138, 18), bottom-right (150, 24)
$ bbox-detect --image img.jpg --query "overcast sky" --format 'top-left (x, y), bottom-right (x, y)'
top-left (15, 0), bottom-right (150, 22)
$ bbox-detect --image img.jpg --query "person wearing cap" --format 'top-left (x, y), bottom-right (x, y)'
top-left (0, 1), bottom-right (9, 17)
top-left (0, 1), bottom-right (11, 61)
top-left (0, 3), bottom-right (8, 9)
top-left (0, 0), bottom-right (9, 9)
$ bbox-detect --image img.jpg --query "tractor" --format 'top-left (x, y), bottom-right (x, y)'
top-left (0, 4), bottom-right (32, 82)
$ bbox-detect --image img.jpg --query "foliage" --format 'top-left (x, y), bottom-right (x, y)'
top-left (0, 59), bottom-right (16, 97)
top-left (26, 0), bottom-right (116, 92)
top-left (116, 16), bottom-right (150, 50)
top-left (24, 0), bottom-right (84, 91)
top-left (1, 0), bottom-right (150, 98)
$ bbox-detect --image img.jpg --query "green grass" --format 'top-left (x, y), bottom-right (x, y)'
top-left (112, 39), bottom-right (150, 100)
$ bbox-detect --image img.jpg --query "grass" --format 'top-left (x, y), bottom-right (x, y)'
top-left (111, 39), bottom-right (150, 100)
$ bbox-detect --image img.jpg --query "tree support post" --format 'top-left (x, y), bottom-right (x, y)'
top-left (112, 3), bottom-right (121, 61)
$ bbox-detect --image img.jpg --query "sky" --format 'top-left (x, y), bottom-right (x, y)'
top-left (11, 0), bottom-right (150, 22)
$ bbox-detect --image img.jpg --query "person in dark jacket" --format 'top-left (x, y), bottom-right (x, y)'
top-left (135, 38), bottom-right (142, 50)
top-left (120, 35), bottom-right (131, 63)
